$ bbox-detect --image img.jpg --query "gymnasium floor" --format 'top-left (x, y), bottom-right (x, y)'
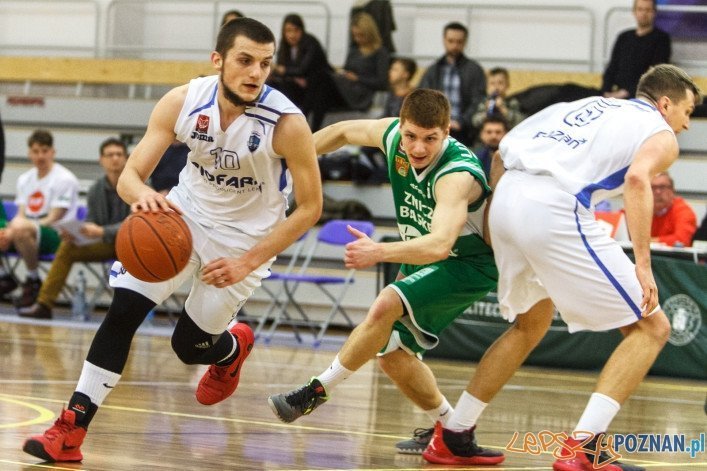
top-left (0, 308), bottom-right (704, 470)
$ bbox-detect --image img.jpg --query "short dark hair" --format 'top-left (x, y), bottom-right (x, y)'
top-left (28, 129), bottom-right (53, 148)
top-left (489, 67), bottom-right (509, 81)
top-left (400, 89), bottom-right (450, 130)
top-left (481, 115), bottom-right (509, 132)
top-left (636, 64), bottom-right (702, 106)
top-left (99, 137), bottom-right (127, 156)
top-left (392, 57), bottom-right (417, 79)
top-left (634, 0), bottom-right (657, 10)
top-left (444, 22), bottom-right (468, 38)
top-left (216, 17), bottom-right (276, 57)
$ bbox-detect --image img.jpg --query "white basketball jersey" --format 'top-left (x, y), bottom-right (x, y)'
top-left (499, 97), bottom-right (674, 208)
top-left (171, 75), bottom-right (301, 249)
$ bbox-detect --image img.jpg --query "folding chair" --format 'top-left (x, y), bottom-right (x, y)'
top-left (251, 230), bottom-right (311, 339)
top-left (262, 219), bottom-right (375, 346)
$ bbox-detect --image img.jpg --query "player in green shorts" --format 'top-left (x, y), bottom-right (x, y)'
top-left (268, 89), bottom-right (505, 465)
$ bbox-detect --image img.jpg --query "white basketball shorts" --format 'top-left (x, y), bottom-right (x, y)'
top-left (489, 170), bottom-right (655, 332)
top-left (109, 210), bottom-right (272, 334)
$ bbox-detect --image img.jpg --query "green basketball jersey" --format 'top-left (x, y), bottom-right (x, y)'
top-left (382, 119), bottom-right (492, 259)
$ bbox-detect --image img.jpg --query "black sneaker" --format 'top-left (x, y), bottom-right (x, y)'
top-left (14, 278), bottom-right (42, 308)
top-left (423, 421), bottom-right (505, 465)
top-left (0, 274), bottom-right (18, 297)
top-left (268, 378), bottom-right (328, 423)
top-left (395, 427), bottom-right (433, 454)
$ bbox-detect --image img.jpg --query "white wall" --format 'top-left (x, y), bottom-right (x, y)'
top-left (0, 0), bottom-right (704, 74)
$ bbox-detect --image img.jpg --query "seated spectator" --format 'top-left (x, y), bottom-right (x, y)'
top-left (308, 12), bottom-right (390, 131)
top-left (350, 0), bottom-right (396, 53)
top-left (651, 172), bottom-right (696, 247)
top-left (472, 115), bottom-right (508, 178)
top-left (221, 10), bottom-right (244, 26)
top-left (472, 67), bottom-right (524, 131)
top-left (0, 129), bottom-right (79, 305)
top-left (381, 57), bottom-right (416, 118)
top-left (418, 22), bottom-right (486, 146)
top-left (151, 140), bottom-right (189, 196)
top-left (693, 213), bottom-right (707, 245)
top-left (19, 138), bottom-right (131, 319)
top-left (268, 14), bottom-right (332, 113)
top-left (602, 0), bottom-right (671, 98)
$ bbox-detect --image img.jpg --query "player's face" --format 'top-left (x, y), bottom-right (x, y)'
top-left (99, 144), bottom-right (128, 175)
top-left (633, 0), bottom-right (656, 29)
top-left (28, 143), bottom-right (55, 172)
top-left (662, 89), bottom-right (695, 134)
top-left (215, 36), bottom-right (274, 106)
top-left (399, 121), bottom-right (449, 170)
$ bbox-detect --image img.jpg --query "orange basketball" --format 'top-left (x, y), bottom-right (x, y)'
top-left (115, 211), bottom-right (192, 282)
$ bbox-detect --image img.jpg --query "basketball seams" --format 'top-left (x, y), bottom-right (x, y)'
top-left (130, 215), bottom-right (164, 282)
top-left (116, 211), bottom-right (192, 282)
top-left (140, 214), bottom-right (179, 275)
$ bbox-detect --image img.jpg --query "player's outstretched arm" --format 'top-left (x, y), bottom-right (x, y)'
top-left (117, 85), bottom-right (186, 213)
top-left (313, 118), bottom-right (396, 155)
top-left (346, 172), bottom-right (481, 269)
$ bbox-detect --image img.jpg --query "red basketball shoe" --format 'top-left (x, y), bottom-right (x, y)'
top-left (23, 409), bottom-right (86, 462)
top-left (553, 436), bottom-right (628, 471)
top-left (196, 323), bottom-right (254, 405)
top-left (422, 421), bottom-right (505, 465)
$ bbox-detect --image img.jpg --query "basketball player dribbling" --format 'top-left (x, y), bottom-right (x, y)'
top-left (22, 18), bottom-right (322, 463)
top-left (423, 64), bottom-right (700, 470)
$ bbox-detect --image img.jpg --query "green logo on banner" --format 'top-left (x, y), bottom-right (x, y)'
top-left (663, 294), bottom-right (702, 347)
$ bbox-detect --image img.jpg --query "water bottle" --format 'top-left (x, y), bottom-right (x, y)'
top-left (72, 270), bottom-right (88, 321)
top-left (487, 92), bottom-right (499, 116)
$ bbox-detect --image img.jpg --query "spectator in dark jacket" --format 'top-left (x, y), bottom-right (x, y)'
top-left (602, 0), bottom-right (671, 98)
top-left (419, 22), bottom-right (486, 146)
top-left (268, 14), bottom-right (332, 113)
top-left (151, 140), bottom-right (189, 195)
top-left (308, 12), bottom-right (390, 131)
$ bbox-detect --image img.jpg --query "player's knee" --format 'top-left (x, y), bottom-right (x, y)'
top-left (171, 332), bottom-right (204, 365)
top-left (646, 311), bottom-right (671, 345)
top-left (171, 311), bottom-right (214, 365)
top-left (365, 289), bottom-right (403, 326)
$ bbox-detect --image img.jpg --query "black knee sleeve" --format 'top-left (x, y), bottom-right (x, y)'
top-left (86, 288), bottom-right (156, 373)
top-left (171, 310), bottom-right (234, 365)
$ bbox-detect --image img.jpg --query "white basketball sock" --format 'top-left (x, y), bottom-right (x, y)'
top-left (76, 361), bottom-right (122, 406)
top-left (446, 391), bottom-right (487, 431)
top-left (424, 396), bottom-right (454, 426)
top-left (316, 355), bottom-right (353, 392)
top-left (574, 392), bottom-right (621, 439)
